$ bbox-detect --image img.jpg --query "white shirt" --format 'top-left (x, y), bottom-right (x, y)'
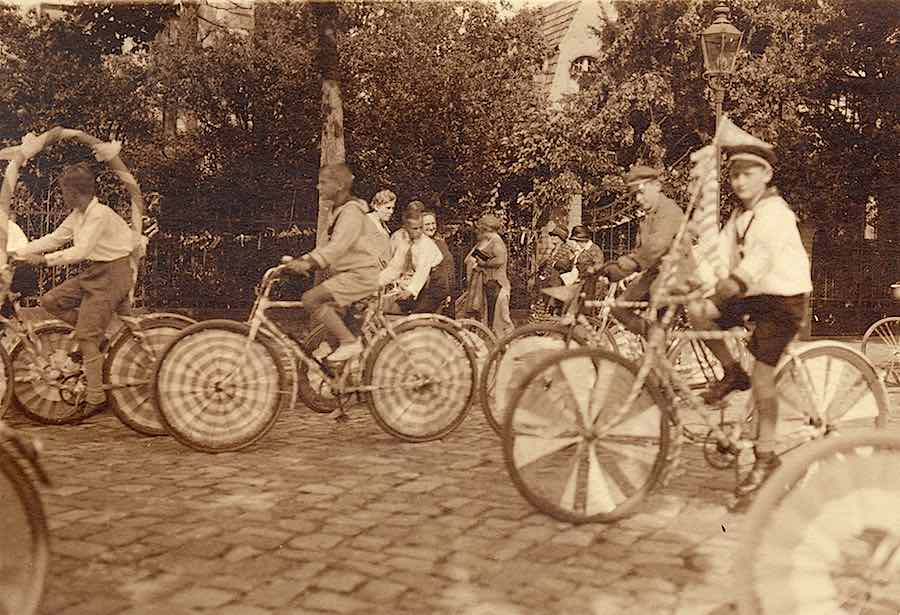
top-left (7, 220), bottom-right (28, 253)
top-left (720, 195), bottom-right (812, 296)
top-left (379, 229), bottom-right (444, 297)
top-left (19, 198), bottom-right (136, 267)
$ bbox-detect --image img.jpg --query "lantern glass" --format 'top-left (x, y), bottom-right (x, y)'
top-left (702, 23), bottom-right (742, 76)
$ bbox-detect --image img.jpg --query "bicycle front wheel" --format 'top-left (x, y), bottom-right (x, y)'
top-left (736, 431), bottom-right (900, 615)
top-left (0, 449), bottom-right (48, 615)
top-left (364, 319), bottom-right (476, 442)
top-left (861, 316), bottom-right (900, 387)
top-left (153, 320), bottom-right (293, 452)
top-left (502, 347), bottom-right (670, 524)
top-left (105, 313), bottom-right (196, 436)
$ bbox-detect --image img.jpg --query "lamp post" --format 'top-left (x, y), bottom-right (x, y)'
top-left (700, 1), bottom-right (742, 227)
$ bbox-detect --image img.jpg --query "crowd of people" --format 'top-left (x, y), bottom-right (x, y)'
top-left (5, 127), bottom-right (812, 495)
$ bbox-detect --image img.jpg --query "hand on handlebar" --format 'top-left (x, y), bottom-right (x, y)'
top-left (280, 255), bottom-right (313, 276)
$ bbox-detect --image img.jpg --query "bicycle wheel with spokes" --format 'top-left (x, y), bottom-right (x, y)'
top-left (0, 450), bottom-right (49, 615)
top-left (152, 320), bottom-right (293, 452)
top-left (861, 316), bottom-right (900, 387)
top-left (364, 319), bottom-right (476, 442)
top-left (11, 322), bottom-right (85, 425)
top-left (502, 347), bottom-right (670, 524)
top-left (736, 431), bottom-right (900, 615)
top-left (480, 321), bottom-right (615, 437)
top-left (774, 344), bottom-right (890, 440)
top-left (104, 313), bottom-right (196, 436)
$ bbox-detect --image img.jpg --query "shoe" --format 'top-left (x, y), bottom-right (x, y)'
top-left (67, 399), bottom-right (108, 423)
top-left (327, 340), bottom-right (363, 362)
top-left (67, 337), bottom-right (110, 363)
top-left (701, 366), bottom-right (751, 404)
top-left (311, 341), bottom-right (333, 360)
top-left (735, 452), bottom-right (781, 496)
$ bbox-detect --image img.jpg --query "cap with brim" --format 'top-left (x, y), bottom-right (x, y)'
top-left (625, 165), bottom-right (661, 193)
top-left (569, 225), bottom-right (591, 241)
top-left (726, 144), bottom-right (776, 171)
top-left (547, 224), bottom-right (568, 241)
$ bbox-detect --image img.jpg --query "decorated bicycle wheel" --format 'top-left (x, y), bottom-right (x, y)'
top-left (773, 344), bottom-right (889, 439)
top-left (736, 431), bottom-right (900, 615)
top-left (503, 347), bottom-right (669, 524)
top-left (11, 323), bottom-right (85, 425)
top-left (0, 449), bottom-right (49, 615)
top-left (455, 317), bottom-right (496, 380)
top-left (364, 319), bottom-right (476, 442)
top-left (0, 346), bottom-right (13, 419)
top-left (153, 320), bottom-right (292, 452)
top-left (861, 316), bottom-right (900, 387)
top-left (667, 332), bottom-right (750, 390)
top-left (104, 313), bottom-right (196, 436)
top-left (481, 321), bottom-right (612, 437)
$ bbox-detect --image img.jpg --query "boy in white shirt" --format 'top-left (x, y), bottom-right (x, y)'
top-left (12, 162), bottom-right (138, 418)
top-left (689, 142), bottom-right (812, 496)
top-left (379, 201), bottom-right (443, 313)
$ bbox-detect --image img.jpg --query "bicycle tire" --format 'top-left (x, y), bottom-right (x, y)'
top-left (861, 316), bottom-right (900, 387)
top-left (774, 343), bottom-right (890, 436)
top-left (364, 319), bottom-right (476, 442)
top-left (480, 321), bottom-right (614, 437)
top-left (152, 319), bottom-right (293, 452)
top-left (735, 431), bottom-right (900, 615)
top-left (11, 322), bottom-right (85, 425)
top-left (104, 314), bottom-right (196, 436)
top-left (0, 448), bottom-right (49, 615)
top-left (0, 345), bottom-right (14, 420)
top-left (502, 346), bottom-right (670, 524)
top-left (455, 317), bottom-right (496, 382)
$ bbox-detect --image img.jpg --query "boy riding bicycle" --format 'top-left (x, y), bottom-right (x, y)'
top-left (689, 141), bottom-right (812, 496)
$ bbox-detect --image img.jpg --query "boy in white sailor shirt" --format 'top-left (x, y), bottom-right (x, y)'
top-left (689, 141), bottom-right (812, 496)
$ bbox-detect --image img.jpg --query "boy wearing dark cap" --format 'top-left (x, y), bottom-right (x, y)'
top-left (602, 165), bottom-right (683, 336)
top-left (689, 141), bottom-right (812, 496)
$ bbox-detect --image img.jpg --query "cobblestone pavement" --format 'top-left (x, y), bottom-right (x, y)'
top-left (7, 379), bottom-right (900, 615)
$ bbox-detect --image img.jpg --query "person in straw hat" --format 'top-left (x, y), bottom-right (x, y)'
top-left (689, 136), bottom-right (812, 497)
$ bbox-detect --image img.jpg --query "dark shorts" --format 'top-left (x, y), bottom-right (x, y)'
top-left (715, 294), bottom-right (808, 366)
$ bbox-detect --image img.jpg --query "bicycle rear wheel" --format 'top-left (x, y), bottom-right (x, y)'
top-left (774, 344), bottom-right (890, 440)
top-left (153, 320), bottom-right (293, 452)
top-left (502, 347), bottom-right (669, 524)
top-left (736, 431), bottom-right (900, 615)
top-left (11, 322), bottom-right (84, 425)
top-left (364, 319), bottom-right (476, 442)
top-left (0, 449), bottom-right (48, 615)
top-left (104, 313), bottom-right (196, 436)
top-left (861, 316), bottom-right (900, 387)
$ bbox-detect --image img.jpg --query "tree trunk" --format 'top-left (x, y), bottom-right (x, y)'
top-left (314, 2), bottom-right (346, 250)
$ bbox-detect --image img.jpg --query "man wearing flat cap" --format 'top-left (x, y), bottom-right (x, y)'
top-left (602, 164), bottom-right (683, 336)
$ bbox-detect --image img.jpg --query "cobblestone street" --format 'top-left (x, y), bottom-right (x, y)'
top-left (8, 382), bottom-right (899, 615)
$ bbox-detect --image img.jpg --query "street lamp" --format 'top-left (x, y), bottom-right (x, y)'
top-left (700, 1), bottom-right (742, 231)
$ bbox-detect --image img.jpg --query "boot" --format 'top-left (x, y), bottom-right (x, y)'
top-left (735, 450), bottom-right (781, 496)
top-left (702, 364), bottom-right (751, 404)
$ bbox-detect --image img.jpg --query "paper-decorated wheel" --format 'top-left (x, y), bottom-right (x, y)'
top-left (364, 319), bottom-right (476, 442)
top-left (152, 319), bottom-right (292, 452)
top-left (10, 322), bottom-right (85, 425)
top-left (104, 313), bottom-right (196, 436)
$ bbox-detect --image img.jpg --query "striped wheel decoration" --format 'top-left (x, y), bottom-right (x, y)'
top-left (11, 323), bottom-right (85, 425)
top-left (502, 347), bottom-right (668, 524)
top-left (0, 450), bottom-right (49, 615)
top-left (104, 314), bottom-right (196, 436)
top-left (737, 432), bottom-right (900, 615)
top-left (153, 320), bottom-right (292, 452)
top-left (0, 345), bottom-right (13, 419)
top-left (365, 320), bottom-right (476, 442)
top-left (455, 317), bottom-right (496, 380)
